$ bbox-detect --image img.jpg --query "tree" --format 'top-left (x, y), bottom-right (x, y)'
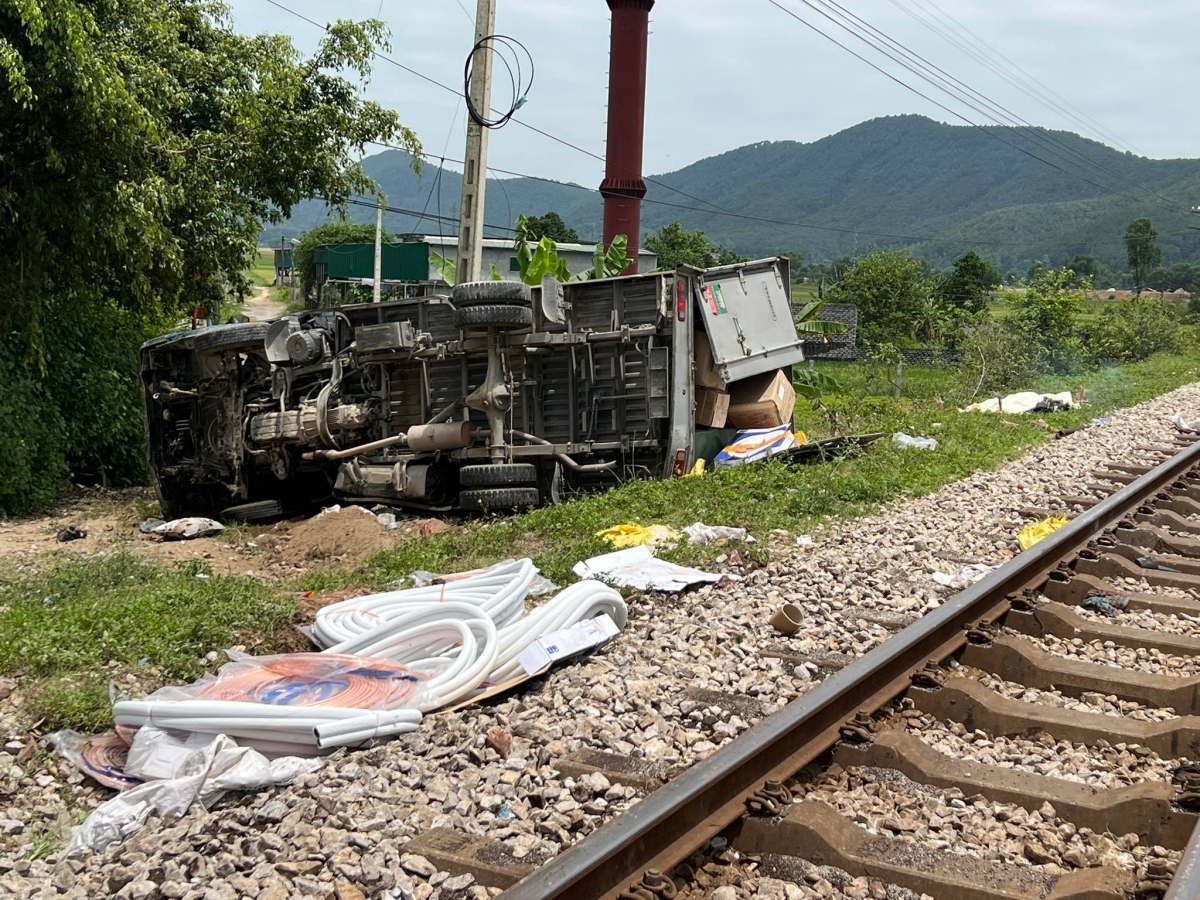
top-left (824, 250), bottom-right (931, 343)
top-left (520, 212), bottom-right (579, 244)
top-left (294, 222), bottom-right (392, 296)
top-left (939, 251), bottom-right (1001, 313)
top-left (1006, 267), bottom-right (1086, 373)
top-left (644, 222), bottom-right (745, 270)
top-left (0, 0), bottom-right (416, 511)
top-left (1125, 218), bottom-right (1162, 293)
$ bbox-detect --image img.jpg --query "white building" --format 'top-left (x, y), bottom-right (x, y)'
top-left (422, 235), bottom-right (658, 283)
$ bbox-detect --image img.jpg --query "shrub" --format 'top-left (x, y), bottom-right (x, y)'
top-left (1084, 294), bottom-right (1181, 364)
top-left (1004, 267), bottom-right (1086, 374)
top-left (955, 322), bottom-right (1038, 397)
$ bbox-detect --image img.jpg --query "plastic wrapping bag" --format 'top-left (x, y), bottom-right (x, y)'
top-left (682, 523), bottom-right (755, 545)
top-left (893, 433), bottom-right (938, 450)
top-left (143, 653), bottom-right (433, 712)
top-left (408, 558), bottom-right (559, 597)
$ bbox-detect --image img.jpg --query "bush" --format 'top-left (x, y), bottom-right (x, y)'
top-left (955, 322), bottom-right (1038, 396)
top-left (0, 299), bottom-right (157, 515)
top-left (1004, 267), bottom-right (1086, 374)
top-left (1084, 294), bottom-right (1181, 364)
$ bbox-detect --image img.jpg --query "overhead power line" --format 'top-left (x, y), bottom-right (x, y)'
top-left (896, 0), bottom-right (1143, 157)
top-left (808, 0), bottom-right (1182, 212)
top-left (770, 0), bottom-right (1185, 214)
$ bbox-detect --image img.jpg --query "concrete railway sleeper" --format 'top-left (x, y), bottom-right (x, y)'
top-left (486, 436), bottom-right (1200, 900)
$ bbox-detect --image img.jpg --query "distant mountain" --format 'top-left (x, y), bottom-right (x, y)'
top-left (260, 115), bottom-right (1200, 273)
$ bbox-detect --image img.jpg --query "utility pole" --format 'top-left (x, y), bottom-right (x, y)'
top-left (373, 200), bottom-right (383, 303)
top-left (456, 0), bottom-right (497, 284)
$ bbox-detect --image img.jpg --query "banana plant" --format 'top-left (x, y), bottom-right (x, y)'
top-left (430, 251), bottom-right (457, 287)
top-left (794, 300), bottom-right (849, 338)
top-left (793, 367), bottom-right (843, 399)
top-left (572, 234), bottom-right (630, 281)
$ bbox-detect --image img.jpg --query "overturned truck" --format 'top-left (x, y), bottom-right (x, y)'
top-left (140, 257), bottom-right (806, 521)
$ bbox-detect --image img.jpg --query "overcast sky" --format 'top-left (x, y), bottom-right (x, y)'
top-left (228, 0), bottom-right (1199, 186)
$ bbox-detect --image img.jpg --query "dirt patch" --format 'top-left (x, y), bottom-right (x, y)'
top-left (0, 490), bottom-right (458, 580)
top-left (256, 505), bottom-right (454, 574)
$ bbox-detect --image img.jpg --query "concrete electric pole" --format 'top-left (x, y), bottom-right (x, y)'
top-left (373, 200), bottom-right (383, 303)
top-left (456, 0), bottom-right (498, 284)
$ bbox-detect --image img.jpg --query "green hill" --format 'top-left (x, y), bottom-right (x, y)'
top-left (261, 115), bottom-right (1200, 273)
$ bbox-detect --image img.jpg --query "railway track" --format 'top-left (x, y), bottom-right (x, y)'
top-left (461, 434), bottom-right (1200, 900)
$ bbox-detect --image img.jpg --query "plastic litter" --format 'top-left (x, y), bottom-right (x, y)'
top-left (1082, 589), bottom-right (1130, 617)
top-left (682, 522), bottom-right (755, 545)
top-left (146, 518), bottom-right (224, 541)
top-left (67, 727), bottom-right (320, 855)
top-left (768, 603), bottom-right (802, 635)
top-left (595, 523), bottom-right (680, 549)
top-left (56, 526), bottom-right (87, 543)
top-left (1136, 555), bottom-right (1180, 573)
top-left (684, 459), bottom-right (707, 478)
top-left (796, 535), bottom-right (814, 547)
top-left (931, 563), bottom-right (996, 590)
top-left (407, 558), bottom-right (558, 596)
top-left (1018, 516), bottom-right (1069, 550)
top-left (376, 512), bottom-right (397, 528)
top-left (46, 731), bottom-right (140, 791)
top-left (961, 391), bottom-right (1074, 414)
top-left (714, 425), bottom-right (797, 469)
top-left (573, 545), bottom-right (740, 592)
top-left (1171, 412), bottom-right (1200, 433)
top-left (892, 433), bottom-right (938, 451)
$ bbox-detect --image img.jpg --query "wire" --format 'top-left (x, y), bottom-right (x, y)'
top-left (464, 35), bottom-right (534, 129)
top-left (802, 0), bottom-right (1184, 213)
top-left (771, 0), bottom-right (1185, 214)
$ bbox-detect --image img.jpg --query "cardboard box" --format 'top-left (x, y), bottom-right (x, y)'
top-left (694, 331), bottom-right (725, 390)
top-left (696, 387), bottom-right (730, 428)
top-left (727, 370), bottom-right (796, 429)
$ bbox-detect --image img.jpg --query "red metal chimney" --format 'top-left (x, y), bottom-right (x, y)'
top-left (600, 0), bottom-right (654, 274)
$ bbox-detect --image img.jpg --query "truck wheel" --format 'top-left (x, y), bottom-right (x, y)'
top-left (459, 487), bottom-right (540, 510)
top-left (454, 304), bottom-right (533, 330)
top-left (189, 322), bottom-right (270, 352)
top-left (453, 281), bottom-right (531, 307)
top-left (459, 463), bottom-right (538, 487)
top-left (220, 499), bottom-right (285, 524)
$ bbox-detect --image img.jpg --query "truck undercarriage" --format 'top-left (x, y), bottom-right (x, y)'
top-left (140, 259), bottom-right (800, 521)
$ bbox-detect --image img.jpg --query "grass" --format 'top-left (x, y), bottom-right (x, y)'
top-left (0, 555), bottom-right (297, 731)
top-left (249, 249), bottom-right (276, 289)
top-left (6, 350), bottom-right (1200, 732)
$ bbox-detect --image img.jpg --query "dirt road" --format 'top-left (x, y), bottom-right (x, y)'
top-left (243, 285), bottom-right (287, 321)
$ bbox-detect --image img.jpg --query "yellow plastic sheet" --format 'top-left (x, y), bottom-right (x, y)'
top-left (595, 523), bottom-right (680, 549)
top-left (684, 460), bottom-right (706, 478)
top-left (1018, 516), bottom-right (1069, 551)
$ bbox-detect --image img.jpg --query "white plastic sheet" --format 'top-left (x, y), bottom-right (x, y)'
top-left (682, 522), bottom-right (755, 545)
top-left (893, 433), bottom-right (938, 451)
top-left (961, 391), bottom-right (1074, 414)
top-left (148, 518), bottom-right (225, 540)
top-left (573, 545), bottom-right (739, 592)
top-left (931, 563), bottom-right (997, 590)
top-left (68, 728), bottom-right (320, 855)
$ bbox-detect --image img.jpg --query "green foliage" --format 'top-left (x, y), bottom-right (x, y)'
top-left (824, 250), bottom-right (931, 344)
top-left (1146, 262), bottom-right (1200, 295)
top-left (519, 212), bottom-right (579, 244)
top-left (572, 234), bottom-right (631, 281)
top-left (1062, 254), bottom-right (1118, 289)
top-left (0, 554), bottom-right (296, 731)
top-left (1125, 217), bottom-right (1163, 293)
top-left (1005, 267), bottom-right (1087, 373)
top-left (644, 222), bottom-right (745, 271)
top-left (1084, 294), bottom-right (1181, 363)
top-left (940, 252), bottom-right (1000, 313)
top-left (793, 367), bottom-right (843, 400)
top-left (955, 323), bottom-right (1038, 396)
top-left (430, 250), bottom-right (457, 286)
top-left (793, 300), bottom-right (849, 338)
top-left (0, 301), bottom-right (156, 515)
top-left (294, 221), bottom-right (390, 293)
top-left (1, 0), bottom-right (417, 511)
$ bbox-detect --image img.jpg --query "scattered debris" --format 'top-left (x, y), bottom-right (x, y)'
top-left (573, 545), bottom-right (739, 592)
top-left (1082, 589), bottom-right (1131, 617)
top-left (144, 517), bottom-right (225, 541)
top-left (55, 525), bottom-right (87, 543)
top-left (1018, 515), bottom-right (1069, 550)
top-left (1171, 412), bottom-right (1200, 433)
top-left (1136, 554), bottom-right (1180, 572)
top-left (682, 522), bottom-right (754, 545)
top-left (714, 424), bottom-right (798, 468)
top-left (484, 726), bottom-right (513, 758)
top-left (780, 432), bottom-right (886, 464)
top-left (768, 602), bottom-right (802, 635)
top-left (892, 432), bottom-right (938, 450)
top-left (931, 563), bottom-right (996, 590)
top-left (596, 523), bottom-right (680, 549)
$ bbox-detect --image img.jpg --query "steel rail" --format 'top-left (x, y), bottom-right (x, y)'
top-left (499, 437), bottom-right (1200, 900)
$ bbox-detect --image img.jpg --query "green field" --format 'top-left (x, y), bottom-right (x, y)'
top-left (248, 248), bottom-right (276, 288)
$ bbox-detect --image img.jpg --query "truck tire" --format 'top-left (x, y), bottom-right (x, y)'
top-left (220, 499), bottom-right (285, 524)
top-left (453, 281), bottom-right (531, 307)
top-left (189, 322), bottom-right (270, 352)
top-left (454, 304), bottom-right (533, 330)
top-left (459, 463), bottom-right (538, 487)
top-left (459, 487), bottom-right (540, 510)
